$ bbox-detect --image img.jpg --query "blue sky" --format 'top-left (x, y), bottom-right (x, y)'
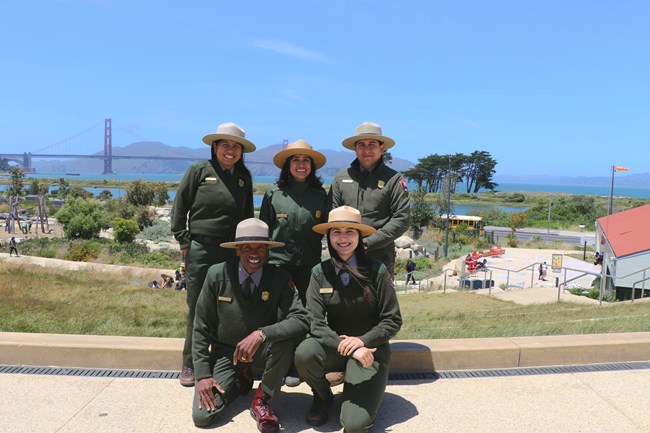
top-left (1, 0), bottom-right (648, 177)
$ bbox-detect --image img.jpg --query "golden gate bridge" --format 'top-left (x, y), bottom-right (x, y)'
top-left (0, 119), bottom-right (276, 174)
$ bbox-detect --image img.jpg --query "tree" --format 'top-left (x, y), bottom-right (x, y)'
top-left (113, 218), bottom-right (141, 244)
top-left (508, 211), bottom-right (526, 234)
top-left (7, 166), bottom-right (25, 198)
top-left (410, 192), bottom-right (434, 233)
top-left (464, 150), bottom-right (498, 193)
top-left (56, 198), bottom-right (105, 239)
top-left (54, 178), bottom-right (71, 198)
top-left (0, 158), bottom-right (10, 171)
top-left (125, 179), bottom-right (155, 207)
top-left (97, 190), bottom-right (113, 200)
top-left (152, 182), bottom-right (170, 206)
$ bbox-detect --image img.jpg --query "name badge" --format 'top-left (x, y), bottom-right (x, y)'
top-left (239, 179), bottom-right (245, 187)
top-left (342, 179), bottom-right (353, 183)
top-left (218, 296), bottom-right (232, 303)
top-left (277, 213), bottom-right (288, 218)
top-left (205, 177), bottom-right (217, 181)
top-left (261, 291), bottom-right (270, 301)
top-left (377, 180), bottom-right (385, 189)
top-left (320, 288), bottom-right (334, 294)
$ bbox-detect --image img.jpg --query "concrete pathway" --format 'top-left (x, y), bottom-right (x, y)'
top-left (2, 368), bottom-right (649, 433)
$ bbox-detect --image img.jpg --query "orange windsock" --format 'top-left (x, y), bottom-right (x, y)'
top-left (614, 166), bottom-right (629, 171)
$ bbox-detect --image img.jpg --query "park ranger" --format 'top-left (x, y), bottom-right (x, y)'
top-left (171, 122), bottom-right (255, 387)
top-left (192, 218), bottom-right (309, 432)
top-left (259, 139), bottom-right (329, 305)
top-left (329, 121), bottom-right (411, 276)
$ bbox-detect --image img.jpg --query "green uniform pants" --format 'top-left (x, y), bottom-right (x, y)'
top-left (294, 338), bottom-right (391, 433)
top-left (183, 240), bottom-right (234, 368)
top-left (192, 338), bottom-right (295, 426)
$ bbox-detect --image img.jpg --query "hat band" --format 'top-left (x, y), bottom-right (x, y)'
top-left (233, 236), bottom-right (272, 242)
top-left (328, 219), bottom-right (362, 225)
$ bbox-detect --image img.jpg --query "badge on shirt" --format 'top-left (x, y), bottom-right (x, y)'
top-left (218, 296), bottom-right (232, 303)
top-left (277, 213), bottom-right (288, 218)
top-left (315, 210), bottom-right (321, 219)
top-left (377, 180), bottom-right (385, 189)
top-left (205, 177), bottom-right (217, 181)
top-left (261, 291), bottom-right (270, 301)
top-left (239, 179), bottom-right (245, 188)
top-left (342, 179), bottom-right (353, 183)
top-left (320, 288), bottom-right (334, 294)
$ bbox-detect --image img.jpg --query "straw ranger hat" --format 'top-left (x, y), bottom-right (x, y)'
top-left (202, 122), bottom-right (256, 153)
top-left (341, 121), bottom-right (395, 151)
top-left (221, 218), bottom-right (285, 248)
top-left (312, 206), bottom-right (376, 236)
top-left (272, 139), bottom-right (326, 169)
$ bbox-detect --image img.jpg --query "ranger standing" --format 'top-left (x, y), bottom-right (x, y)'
top-left (171, 122), bottom-right (255, 387)
top-left (329, 121), bottom-right (411, 276)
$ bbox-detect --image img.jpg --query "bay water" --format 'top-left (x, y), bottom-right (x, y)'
top-left (10, 173), bottom-right (650, 212)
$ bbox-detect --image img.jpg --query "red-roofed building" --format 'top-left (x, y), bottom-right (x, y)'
top-left (595, 204), bottom-right (650, 299)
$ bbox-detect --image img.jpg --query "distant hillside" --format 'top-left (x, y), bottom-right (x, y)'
top-left (32, 141), bottom-right (416, 176)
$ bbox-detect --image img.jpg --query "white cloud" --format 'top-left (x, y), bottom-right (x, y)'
top-left (253, 39), bottom-right (332, 63)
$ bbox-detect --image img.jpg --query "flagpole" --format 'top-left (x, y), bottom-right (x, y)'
top-left (607, 165), bottom-right (615, 215)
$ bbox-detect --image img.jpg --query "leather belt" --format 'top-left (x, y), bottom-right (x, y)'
top-left (192, 234), bottom-right (230, 246)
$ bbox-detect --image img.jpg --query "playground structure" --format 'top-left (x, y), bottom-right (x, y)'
top-left (464, 246), bottom-right (506, 272)
top-left (3, 195), bottom-right (50, 235)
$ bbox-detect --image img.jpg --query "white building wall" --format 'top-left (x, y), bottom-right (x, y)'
top-left (613, 252), bottom-right (650, 289)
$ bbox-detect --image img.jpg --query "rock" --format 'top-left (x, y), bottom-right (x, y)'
top-left (395, 236), bottom-right (414, 249)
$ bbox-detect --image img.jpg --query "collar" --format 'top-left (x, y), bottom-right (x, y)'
top-left (351, 158), bottom-right (383, 174)
top-left (333, 255), bottom-right (358, 275)
top-left (238, 263), bottom-right (263, 286)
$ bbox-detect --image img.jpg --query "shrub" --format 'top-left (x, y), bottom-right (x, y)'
top-left (504, 193), bottom-right (526, 203)
top-left (65, 243), bottom-right (98, 262)
top-left (143, 219), bottom-right (172, 243)
top-left (125, 180), bottom-right (155, 207)
top-left (112, 218), bottom-right (141, 244)
top-left (506, 233), bottom-right (518, 247)
top-left (56, 198), bottom-right (105, 240)
top-left (135, 207), bottom-right (156, 230)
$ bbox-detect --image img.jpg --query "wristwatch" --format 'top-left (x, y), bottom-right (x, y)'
top-left (257, 328), bottom-right (267, 342)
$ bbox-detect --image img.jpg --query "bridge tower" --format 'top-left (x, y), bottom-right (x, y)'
top-left (22, 152), bottom-right (35, 173)
top-left (103, 118), bottom-right (113, 174)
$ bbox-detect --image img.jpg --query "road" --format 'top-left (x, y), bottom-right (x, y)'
top-left (485, 226), bottom-right (596, 247)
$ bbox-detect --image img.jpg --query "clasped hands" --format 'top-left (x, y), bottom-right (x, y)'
top-left (338, 335), bottom-right (376, 368)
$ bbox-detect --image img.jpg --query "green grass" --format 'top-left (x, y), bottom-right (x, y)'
top-left (2, 260), bottom-right (650, 340)
top-left (397, 292), bottom-right (650, 339)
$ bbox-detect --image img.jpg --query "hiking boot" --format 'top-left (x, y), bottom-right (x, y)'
top-left (306, 389), bottom-right (334, 426)
top-left (179, 365), bottom-right (194, 387)
top-left (325, 371), bottom-right (345, 387)
top-left (236, 365), bottom-right (254, 395)
top-left (250, 387), bottom-right (280, 433)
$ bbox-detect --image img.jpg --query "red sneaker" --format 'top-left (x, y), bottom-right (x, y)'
top-left (250, 387), bottom-right (279, 433)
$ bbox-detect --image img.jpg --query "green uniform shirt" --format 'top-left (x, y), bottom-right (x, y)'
top-left (306, 258), bottom-right (402, 352)
top-left (259, 182), bottom-right (329, 269)
top-left (171, 159), bottom-right (253, 249)
top-left (192, 257), bottom-right (310, 380)
top-left (329, 158), bottom-right (411, 253)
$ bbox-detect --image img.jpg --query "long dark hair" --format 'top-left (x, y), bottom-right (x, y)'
top-left (211, 140), bottom-right (252, 179)
top-left (277, 156), bottom-right (323, 189)
top-left (327, 229), bottom-right (375, 302)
